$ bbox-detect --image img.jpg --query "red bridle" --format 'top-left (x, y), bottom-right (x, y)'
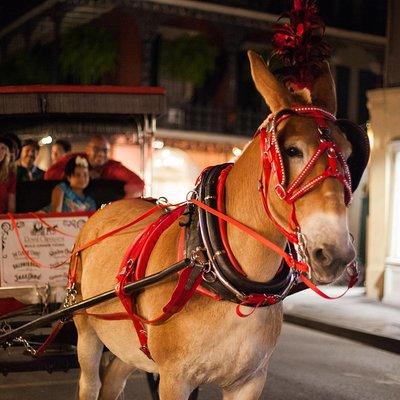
top-left (258, 106), bottom-right (353, 244)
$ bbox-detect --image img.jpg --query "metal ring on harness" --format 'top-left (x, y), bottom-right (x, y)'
top-left (195, 164), bottom-right (296, 303)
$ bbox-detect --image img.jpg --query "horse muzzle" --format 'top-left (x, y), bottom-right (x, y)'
top-left (308, 240), bottom-right (356, 284)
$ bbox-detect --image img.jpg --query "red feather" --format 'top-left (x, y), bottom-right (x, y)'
top-left (271, 0), bottom-right (331, 90)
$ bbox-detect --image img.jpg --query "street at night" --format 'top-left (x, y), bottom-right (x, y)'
top-left (1, 323), bottom-right (399, 400)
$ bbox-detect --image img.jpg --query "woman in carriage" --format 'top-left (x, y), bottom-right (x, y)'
top-left (48, 155), bottom-right (97, 213)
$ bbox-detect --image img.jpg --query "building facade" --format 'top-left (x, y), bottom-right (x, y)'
top-left (0, 0), bottom-right (388, 293)
top-left (366, 0), bottom-right (400, 305)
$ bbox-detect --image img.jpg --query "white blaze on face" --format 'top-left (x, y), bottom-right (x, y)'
top-left (301, 212), bottom-right (349, 245)
top-left (299, 211), bottom-right (355, 283)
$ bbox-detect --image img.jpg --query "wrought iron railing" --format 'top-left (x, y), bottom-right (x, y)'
top-left (192, 1), bottom-right (286, 15)
top-left (158, 105), bottom-right (266, 137)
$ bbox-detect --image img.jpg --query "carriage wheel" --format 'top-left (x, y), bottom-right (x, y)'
top-left (145, 373), bottom-right (199, 399)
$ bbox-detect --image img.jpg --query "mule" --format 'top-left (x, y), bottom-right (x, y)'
top-left (73, 51), bottom-right (356, 400)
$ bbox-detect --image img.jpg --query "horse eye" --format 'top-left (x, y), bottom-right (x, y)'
top-left (284, 146), bottom-right (303, 158)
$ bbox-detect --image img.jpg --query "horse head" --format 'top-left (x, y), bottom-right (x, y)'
top-left (248, 51), bottom-right (357, 285)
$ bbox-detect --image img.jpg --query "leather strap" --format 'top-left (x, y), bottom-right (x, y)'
top-left (192, 198), bottom-right (357, 303)
top-left (197, 165), bottom-right (295, 301)
top-left (192, 199), bottom-right (308, 273)
top-left (258, 107), bottom-right (353, 246)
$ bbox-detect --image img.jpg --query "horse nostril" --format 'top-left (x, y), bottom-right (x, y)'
top-left (312, 247), bottom-right (332, 267)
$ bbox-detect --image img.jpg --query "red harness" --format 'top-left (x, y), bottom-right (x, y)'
top-left (68, 106), bottom-right (358, 360)
top-left (254, 106), bottom-right (357, 297)
top-left (258, 107), bottom-right (353, 242)
top-left (78, 205), bottom-right (203, 358)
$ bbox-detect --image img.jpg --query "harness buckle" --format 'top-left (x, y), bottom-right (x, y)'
top-left (346, 262), bottom-right (359, 278)
top-left (156, 197), bottom-right (169, 206)
top-left (264, 135), bottom-right (271, 150)
top-left (274, 184), bottom-right (286, 199)
top-left (64, 283), bottom-right (78, 308)
top-left (318, 127), bottom-right (331, 141)
top-left (140, 345), bottom-right (153, 360)
top-left (186, 190), bottom-right (198, 201)
top-left (202, 270), bottom-right (217, 283)
top-left (191, 247), bottom-right (209, 267)
top-left (295, 230), bottom-right (312, 279)
top-left (265, 119), bottom-right (274, 133)
top-left (327, 147), bottom-right (337, 158)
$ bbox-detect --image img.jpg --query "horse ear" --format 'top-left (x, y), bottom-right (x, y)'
top-left (247, 50), bottom-right (293, 112)
top-left (310, 61), bottom-right (337, 115)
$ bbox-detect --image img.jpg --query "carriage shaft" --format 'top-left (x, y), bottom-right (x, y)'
top-left (0, 259), bottom-right (190, 345)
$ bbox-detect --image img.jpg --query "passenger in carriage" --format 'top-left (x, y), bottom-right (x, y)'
top-left (48, 155), bottom-right (96, 212)
top-left (16, 139), bottom-right (44, 182)
top-left (44, 134), bottom-right (144, 197)
top-left (51, 139), bottom-right (71, 165)
top-left (0, 135), bottom-right (16, 213)
top-left (4, 132), bottom-right (22, 170)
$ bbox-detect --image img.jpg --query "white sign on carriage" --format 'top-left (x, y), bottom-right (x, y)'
top-left (0, 213), bottom-right (90, 303)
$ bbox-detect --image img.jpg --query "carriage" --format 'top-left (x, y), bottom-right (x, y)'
top-left (0, 85), bottom-right (166, 378)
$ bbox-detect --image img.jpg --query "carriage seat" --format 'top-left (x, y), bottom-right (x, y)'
top-left (16, 179), bottom-right (125, 213)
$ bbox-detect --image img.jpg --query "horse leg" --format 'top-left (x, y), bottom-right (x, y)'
top-left (98, 356), bottom-right (135, 400)
top-left (158, 371), bottom-right (192, 400)
top-left (222, 371), bottom-right (268, 400)
top-left (75, 316), bottom-right (104, 400)
top-left (146, 373), bottom-right (161, 400)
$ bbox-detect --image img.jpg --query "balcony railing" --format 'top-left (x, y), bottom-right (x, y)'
top-left (158, 105), bottom-right (266, 137)
top-left (192, 1), bottom-right (285, 15)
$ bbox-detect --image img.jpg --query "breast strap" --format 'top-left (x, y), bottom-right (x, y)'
top-left (188, 164), bottom-right (298, 304)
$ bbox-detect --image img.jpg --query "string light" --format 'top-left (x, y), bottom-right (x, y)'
top-left (366, 121), bottom-right (374, 151)
top-left (152, 139), bottom-right (164, 149)
top-left (38, 136), bottom-right (53, 146)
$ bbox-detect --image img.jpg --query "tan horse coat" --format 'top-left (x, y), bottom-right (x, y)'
top-left (73, 52), bottom-right (354, 400)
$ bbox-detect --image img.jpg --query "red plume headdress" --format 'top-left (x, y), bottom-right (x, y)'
top-left (271, 0), bottom-right (331, 91)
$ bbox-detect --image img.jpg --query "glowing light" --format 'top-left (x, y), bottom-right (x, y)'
top-left (366, 121), bottom-right (374, 151)
top-left (39, 136), bottom-right (53, 146)
top-left (154, 147), bottom-right (185, 169)
top-left (152, 146), bottom-right (200, 203)
top-left (153, 139), bottom-right (164, 149)
top-left (232, 146), bottom-right (242, 157)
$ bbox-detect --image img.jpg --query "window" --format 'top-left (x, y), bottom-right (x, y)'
top-left (335, 65), bottom-right (350, 119)
top-left (388, 141), bottom-right (400, 261)
top-left (358, 69), bottom-right (382, 124)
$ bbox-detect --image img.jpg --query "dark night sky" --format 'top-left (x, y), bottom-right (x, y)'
top-left (0, 1), bottom-right (388, 36)
top-left (0, 0), bottom-right (44, 29)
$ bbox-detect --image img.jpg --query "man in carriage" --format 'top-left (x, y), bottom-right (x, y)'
top-left (45, 134), bottom-right (144, 198)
